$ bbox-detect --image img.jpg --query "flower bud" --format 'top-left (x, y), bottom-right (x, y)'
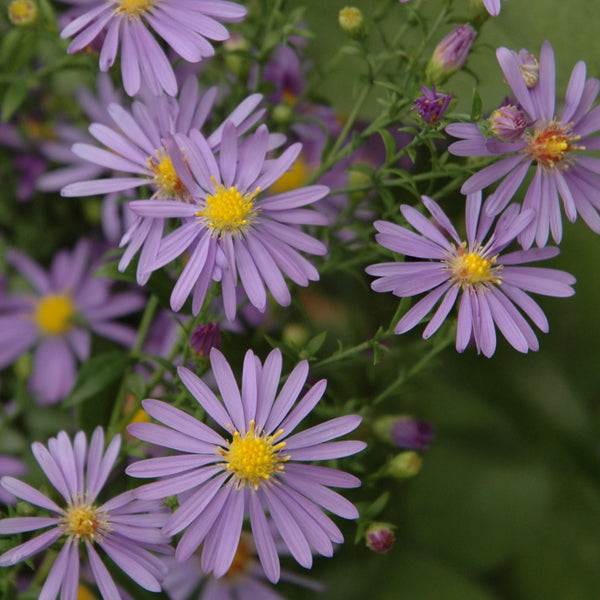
top-left (190, 322), bottom-right (221, 357)
top-left (390, 416), bottom-right (434, 450)
top-left (7, 0), bottom-right (38, 26)
top-left (365, 522), bottom-right (395, 554)
top-left (426, 24), bottom-right (477, 84)
top-left (338, 7), bottom-right (366, 40)
top-left (412, 85), bottom-right (453, 124)
top-left (489, 104), bottom-right (529, 142)
top-left (272, 102), bottom-right (294, 125)
top-left (386, 451), bottom-right (422, 478)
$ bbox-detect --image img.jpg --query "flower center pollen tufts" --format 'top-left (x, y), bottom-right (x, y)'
top-left (450, 246), bottom-right (500, 287)
top-left (117, 0), bottom-right (155, 17)
top-left (65, 504), bottom-right (102, 540)
top-left (35, 293), bottom-right (75, 335)
top-left (527, 121), bottom-right (581, 170)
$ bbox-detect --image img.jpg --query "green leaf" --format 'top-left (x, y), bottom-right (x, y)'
top-left (299, 331), bottom-right (327, 360)
top-left (470, 88), bottom-right (483, 122)
top-left (378, 128), bottom-right (398, 163)
top-left (64, 352), bottom-right (132, 407)
top-left (2, 79), bottom-right (29, 122)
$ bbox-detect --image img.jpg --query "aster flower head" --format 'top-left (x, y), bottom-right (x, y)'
top-left (129, 121), bottom-right (329, 320)
top-left (412, 85), bottom-right (453, 124)
top-left (426, 24), bottom-right (477, 84)
top-left (0, 428), bottom-right (172, 599)
top-left (366, 193), bottom-right (576, 357)
top-left (447, 41), bottom-right (600, 247)
top-left (489, 103), bottom-right (530, 142)
top-left (59, 0), bottom-right (247, 97)
top-left (0, 239), bottom-right (145, 404)
top-left (126, 348), bottom-right (365, 582)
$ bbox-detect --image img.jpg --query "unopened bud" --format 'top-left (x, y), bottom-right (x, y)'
top-left (489, 104), bottom-right (529, 142)
top-left (338, 7), bottom-right (366, 40)
top-left (272, 103), bottom-right (294, 125)
top-left (412, 85), bottom-right (453, 124)
top-left (386, 451), bottom-right (422, 478)
top-left (7, 0), bottom-right (37, 26)
top-left (282, 323), bottom-right (309, 348)
top-left (426, 24), bottom-right (477, 84)
top-left (365, 522), bottom-right (395, 554)
top-left (391, 416), bottom-right (434, 450)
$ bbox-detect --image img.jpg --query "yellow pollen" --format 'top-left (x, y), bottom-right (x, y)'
top-left (34, 293), bottom-right (75, 335)
top-left (220, 420), bottom-right (287, 489)
top-left (527, 121), bottom-right (581, 170)
top-left (198, 177), bottom-right (259, 236)
top-left (270, 154), bottom-right (311, 195)
top-left (150, 152), bottom-right (187, 199)
top-left (116, 0), bottom-right (154, 17)
top-left (450, 246), bottom-right (500, 287)
top-left (65, 504), bottom-right (100, 540)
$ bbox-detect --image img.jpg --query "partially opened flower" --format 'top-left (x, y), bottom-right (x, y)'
top-left (366, 194), bottom-right (576, 357)
top-left (480, 0), bottom-right (508, 17)
top-left (126, 348), bottom-right (365, 582)
top-left (447, 41), bottom-right (600, 247)
top-left (0, 428), bottom-right (172, 599)
top-left (0, 239), bottom-right (144, 404)
top-left (59, 0), bottom-right (247, 97)
top-left (129, 122), bottom-right (329, 319)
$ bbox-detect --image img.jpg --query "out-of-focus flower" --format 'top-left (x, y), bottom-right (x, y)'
top-left (0, 239), bottom-right (144, 404)
top-left (128, 122), bottom-right (328, 319)
top-left (426, 24), bottom-right (477, 83)
top-left (190, 323), bottom-right (221, 357)
top-left (386, 451), bottom-right (422, 478)
top-left (7, 0), bottom-right (37, 26)
top-left (366, 193), bottom-right (576, 357)
top-left (447, 41), bottom-right (600, 247)
top-left (338, 7), bottom-right (365, 40)
top-left (412, 85), bottom-right (453, 124)
top-left (390, 416), bottom-right (434, 450)
top-left (59, 0), bottom-right (247, 97)
top-left (0, 428), bottom-right (172, 599)
top-left (126, 348), bottom-right (365, 582)
top-left (0, 456), bottom-right (26, 505)
top-left (365, 523), bottom-right (395, 554)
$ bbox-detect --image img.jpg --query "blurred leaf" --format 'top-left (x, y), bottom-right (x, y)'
top-left (1, 79), bottom-right (29, 122)
top-left (470, 89), bottom-right (483, 121)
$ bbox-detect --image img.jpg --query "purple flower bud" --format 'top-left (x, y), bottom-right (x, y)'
top-left (366, 523), bottom-right (395, 554)
top-left (412, 85), bottom-right (453, 124)
top-left (489, 104), bottom-right (530, 142)
top-left (427, 24), bottom-right (477, 83)
top-left (190, 322), bottom-right (221, 357)
top-left (391, 416), bottom-right (434, 450)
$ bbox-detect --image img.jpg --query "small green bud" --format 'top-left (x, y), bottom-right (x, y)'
top-left (386, 451), bottom-right (422, 478)
top-left (7, 0), bottom-right (38, 26)
top-left (365, 522), bottom-right (395, 553)
top-left (338, 7), bottom-right (366, 40)
top-left (282, 323), bottom-right (310, 348)
top-left (14, 352), bottom-right (32, 381)
top-left (272, 103), bottom-right (294, 125)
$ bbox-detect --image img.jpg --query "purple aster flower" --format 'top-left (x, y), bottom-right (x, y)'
top-left (447, 41), bottom-right (600, 247)
top-left (0, 427), bottom-right (172, 599)
top-left (162, 532), bottom-right (324, 600)
top-left (412, 85), bottom-right (453, 124)
top-left (426, 24), bottom-right (477, 83)
top-left (59, 0), bottom-right (247, 97)
top-left (129, 121), bottom-right (328, 319)
top-left (366, 193), bottom-right (576, 357)
top-left (61, 83), bottom-right (271, 284)
top-left (0, 239), bottom-right (145, 404)
top-left (480, 0), bottom-right (508, 17)
top-left (126, 348), bottom-right (365, 582)
top-left (390, 416), bottom-right (434, 451)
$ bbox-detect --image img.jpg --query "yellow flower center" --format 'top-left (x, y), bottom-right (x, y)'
top-left (35, 293), bottom-right (75, 335)
top-left (8, 0), bottom-right (37, 25)
top-left (450, 246), bottom-right (500, 287)
top-left (270, 154), bottom-right (311, 195)
top-left (149, 151), bottom-right (188, 200)
top-left (198, 178), bottom-right (259, 236)
top-left (526, 121), bottom-right (581, 170)
top-left (64, 504), bottom-right (105, 540)
top-left (116, 0), bottom-right (155, 17)
top-left (220, 420), bottom-right (287, 489)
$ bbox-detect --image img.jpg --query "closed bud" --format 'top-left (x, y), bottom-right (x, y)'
top-left (8, 0), bottom-right (37, 26)
top-left (490, 104), bottom-right (529, 142)
top-left (391, 416), bottom-right (434, 450)
top-left (272, 102), bottom-right (294, 125)
top-left (386, 451), bottom-right (422, 478)
top-left (282, 323), bottom-right (310, 348)
top-left (338, 7), bottom-right (366, 40)
top-left (365, 522), bottom-right (395, 554)
top-left (426, 24), bottom-right (477, 84)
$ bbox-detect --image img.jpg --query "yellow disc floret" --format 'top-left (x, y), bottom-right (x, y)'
top-left (526, 121), bottom-right (581, 170)
top-left (220, 420), bottom-right (287, 489)
top-left (198, 177), bottom-right (259, 237)
top-left (149, 151), bottom-right (188, 200)
top-left (34, 293), bottom-right (76, 335)
top-left (64, 504), bottom-right (105, 540)
top-left (450, 245), bottom-right (500, 287)
top-left (116, 0), bottom-right (155, 17)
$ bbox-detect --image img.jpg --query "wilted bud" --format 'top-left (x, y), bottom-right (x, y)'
top-left (7, 0), bottom-right (38, 26)
top-left (412, 85), bottom-right (454, 124)
top-left (190, 322), bottom-right (221, 357)
top-left (426, 24), bottom-right (477, 84)
top-left (489, 104), bottom-right (529, 142)
top-left (391, 416), bottom-right (434, 450)
top-left (516, 49), bottom-right (539, 88)
top-left (386, 451), bottom-right (423, 478)
top-left (365, 522), bottom-right (396, 554)
top-left (338, 7), bottom-right (366, 40)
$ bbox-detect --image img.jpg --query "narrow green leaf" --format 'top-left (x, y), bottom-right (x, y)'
top-left (2, 79), bottom-right (29, 122)
top-left (470, 88), bottom-right (483, 122)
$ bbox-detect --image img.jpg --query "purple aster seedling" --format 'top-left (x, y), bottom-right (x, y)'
top-left (447, 41), bottom-right (600, 247)
top-left (0, 428), bottom-right (172, 599)
top-left (126, 348), bottom-right (365, 582)
top-left (366, 193), bottom-right (576, 357)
